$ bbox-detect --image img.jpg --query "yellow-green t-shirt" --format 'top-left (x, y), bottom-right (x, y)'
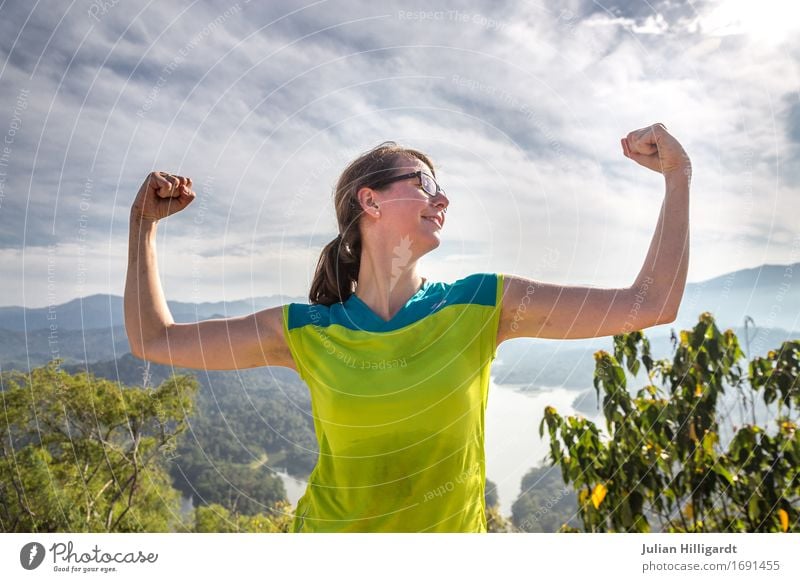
top-left (282, 272), bottom-right (504, 532)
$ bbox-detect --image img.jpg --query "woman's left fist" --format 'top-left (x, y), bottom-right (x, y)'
top-left (621, 123), bottom-right (691, 180)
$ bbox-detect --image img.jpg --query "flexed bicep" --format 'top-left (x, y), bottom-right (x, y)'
top-left (136, 305), bottom-right (297, 371)
top-left (496, 274), bottom-right (669, 343)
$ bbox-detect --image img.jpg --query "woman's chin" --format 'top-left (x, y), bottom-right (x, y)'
top-left (422, 232), bottom-right (442, 250)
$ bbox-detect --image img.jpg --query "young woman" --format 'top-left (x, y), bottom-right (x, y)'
top-left (124, 123), bottom-right (691, 532)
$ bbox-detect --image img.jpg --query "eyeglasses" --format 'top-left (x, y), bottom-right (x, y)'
top-left (368, 170), bottom-right (447, 200)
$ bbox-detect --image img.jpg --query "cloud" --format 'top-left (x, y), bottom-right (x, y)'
top-left (786, 95), bottom-right (800, 144)
top-left (579, 0), bottom-right (711, 24)
top-left (0, 0), bottom-right (798, 306)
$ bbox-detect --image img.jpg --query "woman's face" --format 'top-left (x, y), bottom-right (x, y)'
top-left (364, 158), bottom-right (450, 252)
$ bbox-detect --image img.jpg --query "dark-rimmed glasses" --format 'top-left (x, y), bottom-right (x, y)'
top-left (368, 170), bottom-right (446, 199)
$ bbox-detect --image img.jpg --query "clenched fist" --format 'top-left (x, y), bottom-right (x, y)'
top-left (621, 123), bottom-right (692, 180)
top-left (131, 171), bottom-right (196, 222)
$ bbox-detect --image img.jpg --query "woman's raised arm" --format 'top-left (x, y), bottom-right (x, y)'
top-left (124, 172), bottom-right (296, 371)
top-left (496, 123), bottom-right (691, 344)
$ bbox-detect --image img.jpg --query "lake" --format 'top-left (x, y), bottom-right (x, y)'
top-left (484, 379), bottom-right (603, 516)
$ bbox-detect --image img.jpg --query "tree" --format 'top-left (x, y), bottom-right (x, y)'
top-left (540, 313), bottom-right (800, 532)
top-left (510, 465), bottom-right (579, 532)
top-left (178, 458), bottom-right (286, 516)
top-left (486, 504), bottom-right (514, 532)
top-left (191, 501), bottom-right (294, 532)
top-left (484, 477), bottom-right (514, 532)
top-left (0, 359), bottom-right (197, 532)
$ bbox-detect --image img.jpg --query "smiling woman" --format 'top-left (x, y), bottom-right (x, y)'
top-left (124, 128), bottom-right (691, 533)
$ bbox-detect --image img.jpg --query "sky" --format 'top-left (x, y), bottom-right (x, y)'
top-left (0, 0), bottom-right (798, 308)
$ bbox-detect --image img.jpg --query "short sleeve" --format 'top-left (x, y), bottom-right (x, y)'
top-left (282, 303), bottom-right (309, 384)
top-left (456, 272), bottom-right (504, 365)
top-left (487, 273), bottom-right (504, 363)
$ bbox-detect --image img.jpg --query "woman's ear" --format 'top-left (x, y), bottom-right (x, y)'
top-left (357, 186), bottom-right (381, 217)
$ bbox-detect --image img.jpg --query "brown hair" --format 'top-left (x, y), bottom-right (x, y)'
top-left (308, 141), bottom-right (436, 306)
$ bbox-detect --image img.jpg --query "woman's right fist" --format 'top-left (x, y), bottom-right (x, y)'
top-left (130, 171), bottom-right (196, 221)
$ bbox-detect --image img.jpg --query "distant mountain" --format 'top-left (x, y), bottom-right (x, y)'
top-left (0, 325), bottom-right (132, 371)
top-left (0, 262), bottom-right (797, 378)
top-left (488, 262), bottom-right (799, 388)
top-left (1, 262), bottom-right (796, 334)
top-left (56, 351), bottom-right (304, 394)
top-left (0, 293), bottom-right (306, 332)
top-left (672, 262), bottom-right (799, 333)
top-left (493, 323), bottom-right (796, 390)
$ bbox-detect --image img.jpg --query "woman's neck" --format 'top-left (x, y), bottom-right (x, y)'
top-left (355, 254), bottom-right (425, 322)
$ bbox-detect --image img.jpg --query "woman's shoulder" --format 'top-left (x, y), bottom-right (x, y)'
top-left (283, 301), bottom-right (333, 331)
top-left (449, 272), bottom-right (501, 295)
top-left (428, 272), bottom-right (501, 307)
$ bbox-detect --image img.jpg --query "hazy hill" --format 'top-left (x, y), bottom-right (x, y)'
top-left (0, 292), bottom-right (305, 332)
top-left (672, 261), bottom-right (798, 332)
top-left (492, 323), bottom-right (797, 390)
top-left (1, 262), bottom-right (796, 333)
top-left (1, 262), bottom-right (797, 383)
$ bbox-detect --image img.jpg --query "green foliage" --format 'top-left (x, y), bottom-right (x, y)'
top-left (176, 367), bottom-right (318, 475)
top-left (510, 465), bottom-right (580, 532)
top-left (0, 359), bottom-right (198, 532)
top-left (174, 453), bottom-right (287, 516)
top-left (60, 355), bottom-right (318, 478)
top-left (486, 503), bottom-right (514, 532)
top-left (540, 313), bottom-right (800, 532)
top-left (191, 501), bottom-right (294, 533)
top-left (485, 477), bottom-right (499, 508)
top-left (167, 376), bottom-right (315, 514)
top-left (60, 355), bottom-right (316, 519)
top-left (484, 477), bottom-right (514, 532)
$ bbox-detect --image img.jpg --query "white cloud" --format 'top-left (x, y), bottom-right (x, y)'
top-left (0, 0), bottom-right (797, 306)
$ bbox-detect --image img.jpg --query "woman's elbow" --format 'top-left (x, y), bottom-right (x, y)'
top-left (126, 329), bottom-right (168, 364)
top-left (653, 309), bottom-right (678, 326)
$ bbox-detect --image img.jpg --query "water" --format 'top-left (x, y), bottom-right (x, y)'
top-left (484, 379), bottom-right (602, 517)
top-left (276, 468), bottom-right (307, 508)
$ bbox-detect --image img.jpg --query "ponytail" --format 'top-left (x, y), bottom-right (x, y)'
top-left (309, 231), bottom-right (361, 306)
